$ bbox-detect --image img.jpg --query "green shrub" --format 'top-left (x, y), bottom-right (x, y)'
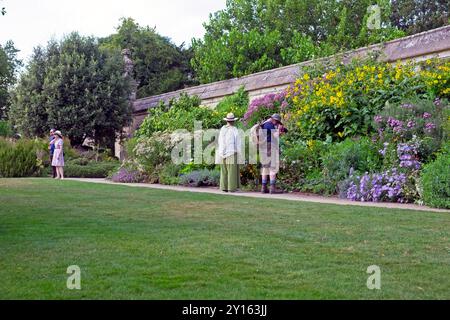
top-left (279, 138), bottom-right (329, 192)
top-left (215, 86), bottom-right (249, 119)
top-left (137, 93), bottom-right (223, 137)
top-left (0, 138), bottom-right (46, 177)
top-left (64, 161), bottom-right (119, 178)
top-left (132, 132), bottom-right (176, 175)
top-left (421, 147), bottom-right (450, 209)
top-left (69, 158), bottom-right (90, 166)
top-left (159, 163), bottom-right (182, 185)
top-left (0, 120), bottom-right (12, 137)
top-left (322, 137), bottom-right (382, 194)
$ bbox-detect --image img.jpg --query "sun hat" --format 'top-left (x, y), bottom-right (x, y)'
top-left (54, 130), bottom-right (63, 138)
top-left (224, 112), bottom-right (239, 122)
top-left (271, 113), bottom-right (283, 124)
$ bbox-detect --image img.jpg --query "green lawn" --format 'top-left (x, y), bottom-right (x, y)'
top-left (0, 178), bottom-right (449, 299)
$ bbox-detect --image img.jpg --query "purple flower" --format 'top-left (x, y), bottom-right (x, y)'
top-left (345, 169), bottom-right (408, 203)
top-left (434, 98), bottom-right (441, 107)
top-left (111, 168), bottom-right (145, 183)
top-left (425, 122), bottom-right (436, 132)
top-left (374, 115), bottom-right (383, 123)
top-left (407, 120), bottom-right (415, 128)
top-left (397, 142), bottom-right (421, 170)
top-left (423, 112), bottom-right (432, 119)
top-left (387, 117), bottom-right (403, 129)
top-left (243, 91), bottom-right (288, 124)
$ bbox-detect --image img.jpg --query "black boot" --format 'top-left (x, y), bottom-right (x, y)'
top-left (270, 184), bottom-right (283, 194)
top-left (261, 184), bottom-right (269, 194)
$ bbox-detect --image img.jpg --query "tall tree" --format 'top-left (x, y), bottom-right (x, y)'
top-left (10, 33), bottom-right (132, 150)
top-left (100, 18), bottom-right (197, 99)
top-left (0, 41), bottom-right (22, 119)
top-left (192, 0), bottom-right (410, 84)
top-left (391, 0), bottom-right (449, 35)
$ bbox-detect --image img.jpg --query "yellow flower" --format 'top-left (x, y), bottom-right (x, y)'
top-left (303, 73), bottom-right (310, 81)
top-left (338, 132), bottom-right (344, 138)
top-left (426, 59), bottom-right (432, 65)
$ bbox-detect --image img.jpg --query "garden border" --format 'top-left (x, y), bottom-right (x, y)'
top-left (130, 25), bottom-right (450, 133)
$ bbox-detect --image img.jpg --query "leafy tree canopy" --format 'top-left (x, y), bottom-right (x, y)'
top-left (10, 33), bottom-right (132, 150)
top-left (391, 0), bottom-right (449, 35)
top-left (0, 41), bottom-right (22, 119)
top-left (192, 0), bottom-right (448, 84)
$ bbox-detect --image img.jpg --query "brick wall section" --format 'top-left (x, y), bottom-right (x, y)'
top-left (131, 25), bottom-right (450, 131)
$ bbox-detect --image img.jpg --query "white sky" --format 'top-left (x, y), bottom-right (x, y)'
top-left (0, 0), bottom-right (227, 62)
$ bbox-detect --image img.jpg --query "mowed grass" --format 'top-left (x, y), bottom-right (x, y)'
top-left (0, 178), bottom-right (449, 300)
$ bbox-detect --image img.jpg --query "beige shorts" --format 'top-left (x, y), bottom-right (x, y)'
top-left (261, 167), bottom-right (278, 176)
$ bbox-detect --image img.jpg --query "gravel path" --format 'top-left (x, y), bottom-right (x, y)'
top-left (66, 178), bottom-right (450, 213)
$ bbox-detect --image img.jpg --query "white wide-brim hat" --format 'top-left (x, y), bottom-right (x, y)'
top-left (223, 112), bottom-right (239, 122)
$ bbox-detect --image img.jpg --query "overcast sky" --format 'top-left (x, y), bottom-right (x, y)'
top-left (0, 0), bottom-right (227, 62)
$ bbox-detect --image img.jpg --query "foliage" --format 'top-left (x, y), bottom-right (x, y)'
top-left (239, 164), bottom-right (259, 188)
top-left (278, 139), bottom-right (329, 192)
top-left (0, 41), bottom-right (22, 119)
top-left (64, 161), bottom-right (119, 178)
top-left (374, 97), bottom-right (449, 165)
top-left (10, 33), bottom-right (132, 149)
top-left (285, 59), bottom-right (450, 141)
top-left (0, 138), bottom-right (46, 177)
top-left (214, 86), bottom-right (249, 120)
top-left (322, 137), bottom-right (382, 194)
top-left (390, 0), bottom-right (449, 35)
top-left (100, 18), bottom-right (197, 98)
top-left (192, 0), bottom-right (406, 83)
top-left (179, 168), bottom-right (220, 187)
top-left (420, 145), bottom-right (450, 209)
top-left (137, 93), bottom-right (223, 137)
top-left (159, 163), bottom-right (182, 186)
top-left (0, 120), bottom-right (11, 136)
top-left (192, 28), bottom-right (284, 83)
top-left (131, 131), bottom-right (177, 175)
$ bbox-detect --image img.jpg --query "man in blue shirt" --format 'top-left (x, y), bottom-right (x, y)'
top-left (260, 114), bottom-right (288, 194)
top-left (49, 129), bottom-right (57, 178)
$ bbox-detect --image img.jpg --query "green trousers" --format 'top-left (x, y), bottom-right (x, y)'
top-left (220, 153), bottom-right (241, 192)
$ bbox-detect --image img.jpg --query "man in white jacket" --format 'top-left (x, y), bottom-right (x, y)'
top-left (216, 113), bottom-right (242, 192)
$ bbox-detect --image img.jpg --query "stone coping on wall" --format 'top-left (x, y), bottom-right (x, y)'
top-left (133, 25), bottom-right (450, 113)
